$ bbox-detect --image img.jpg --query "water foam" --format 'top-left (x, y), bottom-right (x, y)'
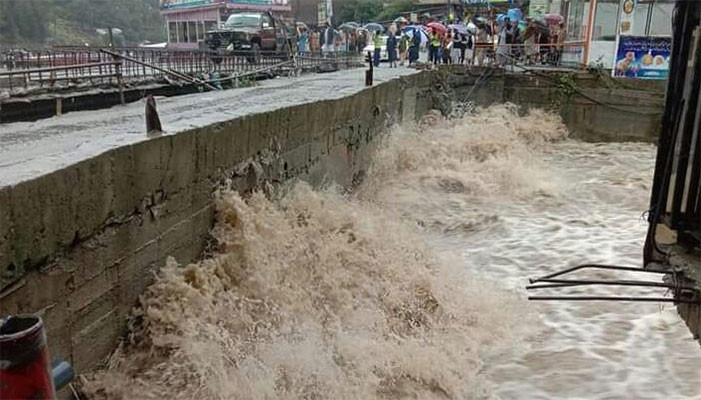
top-left (83, 185), bottom-right (526, 399)
top-left (83, 104), bottom-right (701, 399)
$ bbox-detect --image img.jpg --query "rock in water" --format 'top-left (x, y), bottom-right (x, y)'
top-left (145, 95), bottom-right (162, 135)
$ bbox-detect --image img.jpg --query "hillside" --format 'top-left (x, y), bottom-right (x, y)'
top-left (0, 0), bottom-right (165, 47)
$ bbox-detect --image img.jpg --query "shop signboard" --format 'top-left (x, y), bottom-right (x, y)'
top-left (462, 0), bottom-right (513, 4)
top-left (613, 36), bottom-right (671, 79)
top-left (528, 0), bottom-right (550, 17)
top-left (317, 3), bottom-right (327, 25)
top-left (161, 0), bottom-right (216, 9)
top-left (161, 0), bottom-right (286, 9)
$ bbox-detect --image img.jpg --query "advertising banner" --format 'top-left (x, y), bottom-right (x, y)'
top-left (618, 0), bottom-right (636, 35)
top-left (613, 36), bottom-right (671, 79)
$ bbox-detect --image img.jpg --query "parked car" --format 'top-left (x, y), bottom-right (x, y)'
top-left (204, 11), bottom-right (290, 63)
top-left (362, 35), bottom-right (400, 62)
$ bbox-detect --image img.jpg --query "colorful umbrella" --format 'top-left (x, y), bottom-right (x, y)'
top-left (363, 23), bottom-right (385, 32)
top-left (507, 8), bottom-right (523, 22)
top-left (533, 17), bottom-right (549, 29)
top-left (404, 27), bottom-right (429, 45)
top-left (426, 22), bottom-right (447, 34)
top-left (466, 22), bottom-right (477, 34)
top-left (449, 24), bottom-right (468, 35)
top-left (545, 13), bottom-right (564, 25)
top-left (338, 23), bottom-right (358, 31)
top-left (402, 24), bottom-right (426, 33)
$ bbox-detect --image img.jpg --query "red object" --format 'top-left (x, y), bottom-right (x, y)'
top-left (427, 22), bottom-right (447, 34)
top-left (0, 315), bottom-right (56, 400)
top-left (545, 13), bottom-right (564, 25)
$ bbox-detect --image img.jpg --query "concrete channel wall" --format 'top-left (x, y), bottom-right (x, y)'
top-left (0, 66), bottom-right (668, 374)
top-left (0, 71), bottom-right (433, 373)
top-left (445, 68), bottom-right (666, 142)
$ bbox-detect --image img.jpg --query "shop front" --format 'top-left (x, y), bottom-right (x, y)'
top-left (561, 0), bottom-right (672, 75)
top-left (160, 0), bottom-right (292, 49)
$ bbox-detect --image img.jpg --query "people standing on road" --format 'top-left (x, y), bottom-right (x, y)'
top-left (537, 26), bottom-right (550, 65)
top-left (409, 30), bottom-right (420, 66)
top-left (552, 22), bottom-right (566, 66)
top-left (475, 23), bottom-right (488, 66)
top-left (464, 31), bottom-right (474, 65)
top-left (452, 31), bottom-right (463, 65)
top-left (387, 25), bottom-right (398, 68)
top-left (523, 19), bottom-right (537, 65)
top-left (348, 32), bottom-right (357, 53)
top-left (297, 26), bottom-right (309, 54)
top-left (323, 23), bottom-right (335, 55)
top-left (310, 29), bottom-right (320, 55)
top-left (358, 31), bottom-right (367, 54)
top-left (429, 28), bottom-right (440, 66)
top-left (399, 32), bottom-right (409, 66)
top-left (373, 33), bottom-right (383, 67)
top-left (496, 18), bottom-right (514, 66)
top-left (442, 31), bottom-right (452, 64)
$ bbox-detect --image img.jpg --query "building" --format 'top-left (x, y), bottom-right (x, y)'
top-left (292, 0), bottom-right (351, 26)
top-left (562, 0), bottom-right (673, 71)
top-left (160, 0), bottom-right (292, 49)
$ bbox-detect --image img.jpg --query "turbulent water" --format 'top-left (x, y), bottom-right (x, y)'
top-left (84, 105), bottom-right (701, 399)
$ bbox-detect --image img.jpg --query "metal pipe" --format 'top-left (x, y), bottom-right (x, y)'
top-left (529, 296), bottom-right (700, 304)
top-left (526, 278), bottom-right (697, 291)
top-left (529, 264), bottom-right (671, 284)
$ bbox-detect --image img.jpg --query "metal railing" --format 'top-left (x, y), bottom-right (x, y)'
top-left (0, 47), bottom-right (364, 98)
top-left (441, 41), bottom-right (586, 69)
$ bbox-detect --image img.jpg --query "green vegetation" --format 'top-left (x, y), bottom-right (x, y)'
top-left (337, 0), bottom-right (418, 24)
top-left (551, 72), bottom-right (580, 110)
top-left (0, 0), bottom-right (165, 47)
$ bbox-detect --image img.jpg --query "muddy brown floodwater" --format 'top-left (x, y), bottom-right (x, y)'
top-left (83, 105), bottom-right (701, 400)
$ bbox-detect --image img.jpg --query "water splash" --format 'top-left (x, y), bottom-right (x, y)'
top-left (83, 180), bottom-right (527, 398)
top-left (83, 104), bottom-right (701, 399)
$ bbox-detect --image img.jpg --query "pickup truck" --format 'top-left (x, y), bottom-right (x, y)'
top-left (204, 11), bottom-right (290, 63)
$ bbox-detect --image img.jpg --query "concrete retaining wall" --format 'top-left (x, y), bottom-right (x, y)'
top-left (445, 68), bottom-right (666, 142)
top-left (0, 71), bottom-right (433, 373)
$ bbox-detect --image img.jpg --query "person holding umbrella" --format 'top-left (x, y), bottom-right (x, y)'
top-left (373, 31), bottom-right (383, 67)
top-left (409, 28), bottom-right (421, 66)
top-left (387, 24), bottom-right (398, 68)
top-left (429, 28), bottom-right (441, 66)
top-left (399, 30), bottom-right (409, 66)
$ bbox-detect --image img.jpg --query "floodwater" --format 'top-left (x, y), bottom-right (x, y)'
top-left (84, 105), bottom-right (701, 399)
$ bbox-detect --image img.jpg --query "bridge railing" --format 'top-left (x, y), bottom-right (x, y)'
top-left (0, 48), bottom-right (364, 97)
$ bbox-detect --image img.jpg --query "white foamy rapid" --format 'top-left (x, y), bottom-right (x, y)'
top-left (84, 105), bottom-right (701, 399)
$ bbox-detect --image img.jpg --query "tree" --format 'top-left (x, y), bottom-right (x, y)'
top-left (0, 0), bottom-right (165, 46)
top-left (376, 0), bottom-right (418, 23)
top-left (0, 0), bottom-right (51, 44)
top-left (337, 0), bottom-right (418, 24)
top-left (337, 0), bottom-right (383, 24)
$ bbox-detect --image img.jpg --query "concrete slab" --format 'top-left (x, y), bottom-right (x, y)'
top-left (0, 67), bottom-right (419, 188)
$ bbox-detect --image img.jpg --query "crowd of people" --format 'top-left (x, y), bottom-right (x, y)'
top-left (294, 11), bottom-right (568, 69)
top-left (295, 25), bottom-right (370, 55)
